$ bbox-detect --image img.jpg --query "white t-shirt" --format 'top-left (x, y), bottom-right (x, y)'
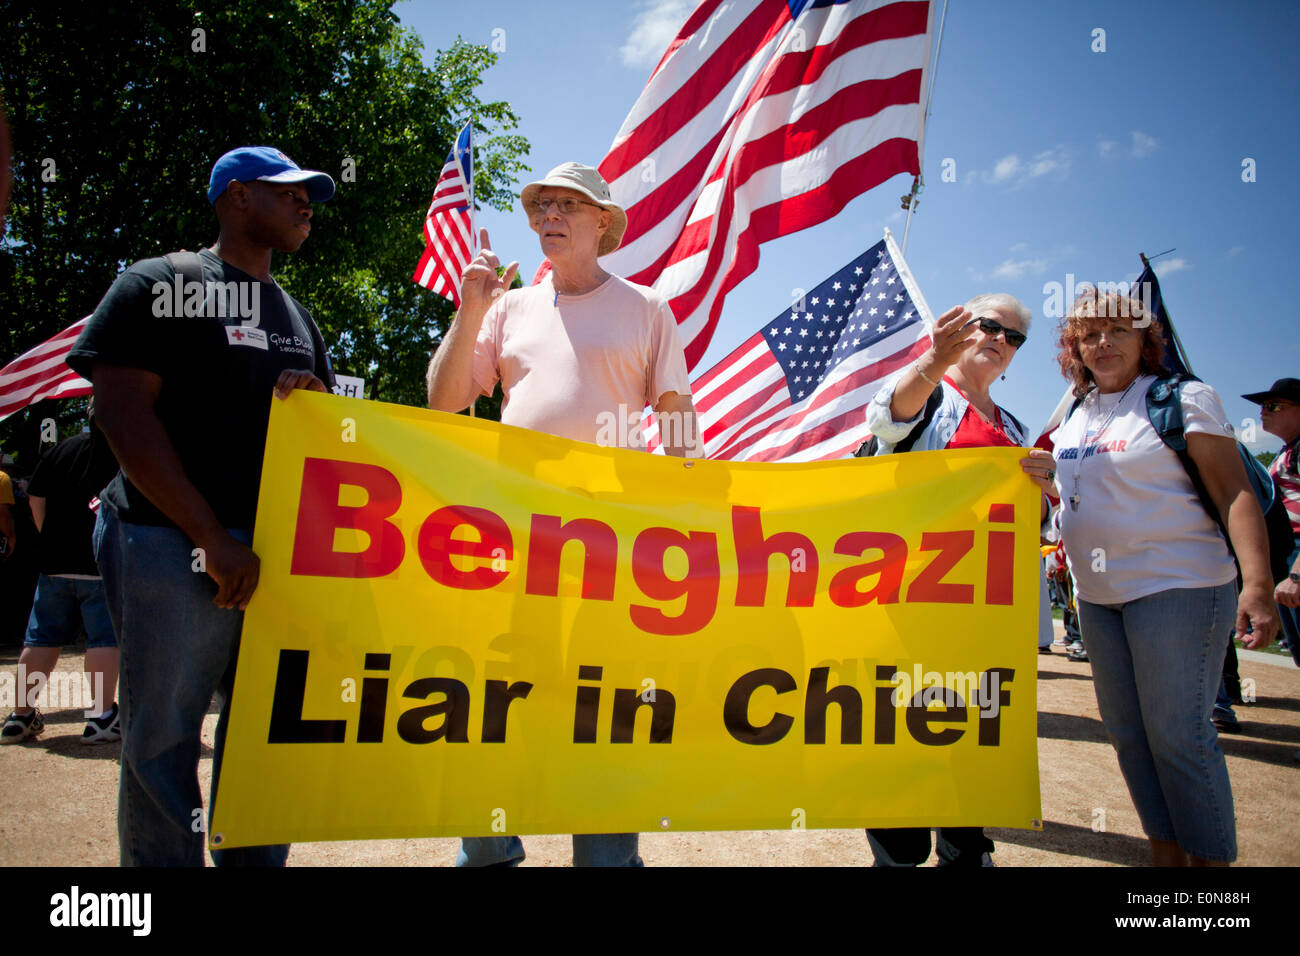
top-left (1051, 374), bottom-right (1238, 605)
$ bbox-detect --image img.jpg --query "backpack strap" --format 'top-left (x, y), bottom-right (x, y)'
top-left (894, 386), bottom-right (946, 454)
top-left (1000, 407), bottom-right (1028, 445)
top-left (1145, 372), bottom-right (1199, 453)
top-left (164, 250), bottom-right (205, 289)
top-left (1146, 372), bottom-right (1241, 563)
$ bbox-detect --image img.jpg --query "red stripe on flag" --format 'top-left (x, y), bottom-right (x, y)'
top-left (602, 1), bottom-right (790, 182)
top-left (681, 136), bottom-right (920, 370)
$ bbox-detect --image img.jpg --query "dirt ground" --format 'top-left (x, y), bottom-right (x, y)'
top-left (3, 626), bottom-right (1298, 867)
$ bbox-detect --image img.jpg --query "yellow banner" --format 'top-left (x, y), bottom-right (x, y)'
top-left (210, 392), bottom-right (1042, 849)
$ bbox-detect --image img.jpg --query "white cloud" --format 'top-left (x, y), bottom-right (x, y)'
top-left (988, 154), bottom-right (1022, 184)
top-left (1227, 245), bottom-right (1245, 258)
top-left (966, 266), bottom-right (985, 283)
top-left (1156, 257), bottom-right (1189, 275)
top-left (887, 209), bottom-right (904, 222)
top-left (1009, 242), bottom-right (1028, 254)
top-left (1027, 146), bottom-right (1068, 178)
top-left (1098, 139), bottom-right (1117, 158)
top-left (977, 146), bottom-right (1069, 186)
top-left (990, 258), bottom-right (1049, 280)
top-left (1131, 130), bottom-right (1158, 158)
top-left (619, 0), bottom-right (694, 69)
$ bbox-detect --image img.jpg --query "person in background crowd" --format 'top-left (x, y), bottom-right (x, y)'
top-left (0, 454), bottom-right (41, 649)
top-left (0, 407), bottom-right (122, 744)
top-left (0, 458), bottom-right (14, 556)
top-left (67, 146), bottom-right (336, 865)
top-left (1045, 543), bottom-right (1083, 652)
top-left (427, 161), bottom-right (698, 867)
top-left (861, 292), bottom-right (1049, 867)
top-left (1022, 288), bottom-right (1277, 865)
top-left (1241, 378), bottom-right (1300, 665)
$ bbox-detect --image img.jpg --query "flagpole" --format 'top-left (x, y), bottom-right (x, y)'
top-left (901, 0), bottom-right (949, 256)
top-left (467, 122), bottom-right (477, 257)
top-left (465, 121), bottom-right (478, 419)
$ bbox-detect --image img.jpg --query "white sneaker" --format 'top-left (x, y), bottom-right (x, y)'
top-left (0, 709), bottom-right (44, 744)
top-left (80, 702), bottom-right (121, 745)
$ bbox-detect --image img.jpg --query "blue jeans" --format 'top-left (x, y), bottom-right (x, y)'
top-left (457, 834), bottom-right (643, 867)
top-left (24, 574), bottom-right (116, 648)
top-left (1077, 582), bottom-right (1237, 862)
top-left (94, 504), bottom-right (288, 867)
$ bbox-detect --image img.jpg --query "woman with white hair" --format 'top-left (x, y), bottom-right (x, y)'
top-left (863, 293), bottom-right (1034, 457)
top-left (861, 292), bottom-right (1045, 867)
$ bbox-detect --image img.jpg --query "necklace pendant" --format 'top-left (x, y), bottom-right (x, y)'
top-left (1069, 494), bottom-right (1080, 511)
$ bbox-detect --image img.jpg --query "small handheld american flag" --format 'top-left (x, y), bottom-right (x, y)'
top-left (412, 121), bottom-right (475, 307)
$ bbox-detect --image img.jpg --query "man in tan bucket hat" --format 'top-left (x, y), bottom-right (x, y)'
top-left (426, 162), bottom-right (699, 866)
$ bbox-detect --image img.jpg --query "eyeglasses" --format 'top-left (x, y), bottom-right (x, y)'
top-left (1263, 401), bottom-right (1295, 413)
top-left (976, 317), bottom-right (1027, 348)
top-left (526, 197), bottom-right (603, 217)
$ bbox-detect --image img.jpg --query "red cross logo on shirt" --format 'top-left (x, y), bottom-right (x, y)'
top-left (230, 329), bottom-right (245, 341)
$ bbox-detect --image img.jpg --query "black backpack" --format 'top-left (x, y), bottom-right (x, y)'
top-left (1066, 373), bottom-right (1295, 585)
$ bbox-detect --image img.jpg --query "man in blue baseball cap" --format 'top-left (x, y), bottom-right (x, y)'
top-left (206, 145), bottom-right (335, 204)
top-left (66, 146), bottom-right (337, 866)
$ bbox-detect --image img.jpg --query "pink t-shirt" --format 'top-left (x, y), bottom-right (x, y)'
top-left (472, 275), bottom-right (692, 446)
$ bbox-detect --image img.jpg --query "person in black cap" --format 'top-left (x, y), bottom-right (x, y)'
top-left (1243, 378), bottom-right (1300, 664)
top-left (65, 146), bottom-right (337, 866)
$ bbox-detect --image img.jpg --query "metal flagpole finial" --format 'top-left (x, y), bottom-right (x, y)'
top-left (900, 176), bottom-right (923, 255)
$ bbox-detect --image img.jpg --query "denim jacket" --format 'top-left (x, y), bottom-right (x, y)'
top-left (864, 374), bottom-right (1029, 454)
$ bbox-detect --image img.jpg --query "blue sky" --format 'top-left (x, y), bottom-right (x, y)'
top-left (403, 0), bottom-right (1300, 451)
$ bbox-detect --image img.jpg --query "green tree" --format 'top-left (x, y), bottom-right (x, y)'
top-left (0, 0), bottom-right (527, 463)
top-left (1256, 451), bottom-right (1277, 468)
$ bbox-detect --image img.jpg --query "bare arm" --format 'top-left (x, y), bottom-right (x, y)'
top-left (889, 305), bottom-right (977, 422)
top-left (1188, 432), bottom-right (1278, 648)
top-left (1278, 554), bottom-right (1300, 609)
top-left (92, 361), bottom-right (260, 610)
top-left (654, 390), bottom-right (701, 458)
top-left (29, 495), bottom-right (45, 533)
top-left (427, 228), bottom-right (517, 412)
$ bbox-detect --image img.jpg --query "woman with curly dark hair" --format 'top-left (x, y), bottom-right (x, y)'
top-left (1020, 287), bottom-right (1277, 865)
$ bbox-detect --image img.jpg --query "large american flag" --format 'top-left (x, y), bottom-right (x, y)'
top-left (597, 0), bottom-right (934, 372)
top-left (413, 121), bottom-right (474, 307)
top-left (0, 318), bottom-right (92, 422)
top-left (649, 231), bottom-right (933, 461)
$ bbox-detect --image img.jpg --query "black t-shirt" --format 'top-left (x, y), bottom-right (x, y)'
top-left (66, 248), bottom-right (335, 529)
top-left (28, 430), bottom-right (121, 576)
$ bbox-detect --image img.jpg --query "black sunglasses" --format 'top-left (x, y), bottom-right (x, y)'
top-left (976, 317), bottom-right (1027, 348)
